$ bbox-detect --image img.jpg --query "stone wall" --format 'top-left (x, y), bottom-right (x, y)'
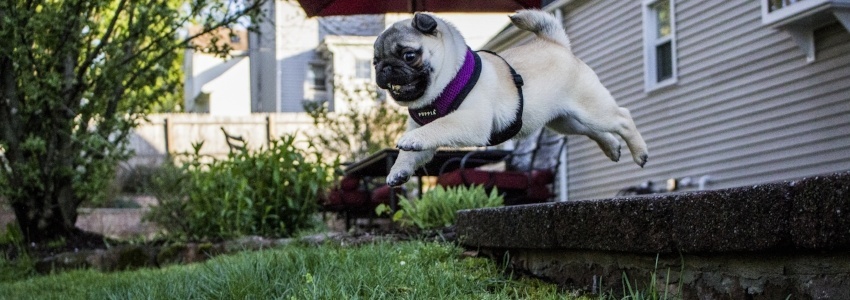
top-left (456, 171), bottom-right (850, 299)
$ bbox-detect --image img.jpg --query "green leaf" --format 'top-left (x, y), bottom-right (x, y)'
top-left (391, 210), bottom-right (405, 222)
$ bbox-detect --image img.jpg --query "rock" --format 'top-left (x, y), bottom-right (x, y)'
top-left (36, 250), bottom-right (102, 273)
top-left (98, 245), bottom-right (157, 271)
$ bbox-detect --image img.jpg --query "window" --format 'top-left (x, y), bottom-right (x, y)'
top-left (767, 0), bottom-right (804, 12)
top-left (307, 63), bottom-right (326, 91)
top-left (760, 0), bottom-right (848, 24)
top-left (643, 0), bottom-right (678, 91)
top-left (760, 0), bottom-right (850, 62)
top-left (355, 58), bottom-right (371, 79)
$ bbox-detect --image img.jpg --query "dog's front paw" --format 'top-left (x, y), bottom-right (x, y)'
top-left (396, 134), bottom-right (425, 151)
top-left (387, 170), bottom-right (412, 187)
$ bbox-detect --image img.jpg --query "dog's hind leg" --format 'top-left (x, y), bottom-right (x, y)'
top-left (611, 107), bottom-right (648, 167)
top-left (569, 105), bottom-right (648, 167)
top-left (547, 116), bottom-right (621, 162)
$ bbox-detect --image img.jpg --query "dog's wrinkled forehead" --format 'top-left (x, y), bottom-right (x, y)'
top-left (375, 24), bottom-right (425, 55)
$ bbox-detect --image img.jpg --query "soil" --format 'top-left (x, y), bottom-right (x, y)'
top-left (2, 229), bottom-right (115, 261)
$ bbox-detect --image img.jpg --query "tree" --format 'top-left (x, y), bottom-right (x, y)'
top-left (0, 0), bottom-right (268, 244)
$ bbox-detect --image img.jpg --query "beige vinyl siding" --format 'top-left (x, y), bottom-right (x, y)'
top-left (561, 0), bottom-right (850, 200)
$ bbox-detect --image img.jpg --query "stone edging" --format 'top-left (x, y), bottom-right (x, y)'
top-left (456, 171), bottom-right (850, 253)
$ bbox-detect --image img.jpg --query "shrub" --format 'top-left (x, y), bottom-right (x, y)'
top-left (117, 164), bottom-right (161, 195)
top-left (378, 185), bottom-right (504, 230)
top-left (144, 135), bottom-right (335, 241)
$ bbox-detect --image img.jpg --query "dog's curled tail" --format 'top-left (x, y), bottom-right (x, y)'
top-left (510, 9), bottom-right (571, 50)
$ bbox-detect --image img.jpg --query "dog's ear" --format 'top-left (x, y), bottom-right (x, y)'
top-left (412, 13), bottom-right (437, 34)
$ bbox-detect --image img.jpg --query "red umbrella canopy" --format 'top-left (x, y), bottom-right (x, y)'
top-left (298, 0), bottom-right (543, 17)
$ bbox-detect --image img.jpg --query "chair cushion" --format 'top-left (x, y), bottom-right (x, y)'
top-left (436, 170), bottom-right (463, 186)
top-left (491, 171), bottom-right (533, 190)
top-left (437, 169), bottom-right (492, 187)
top-left (339, 176), bottom-right (361, 191)
top-left (437, 168), bottom-right (555, 205)
top-left (370, 185), bottom-right (402, 205)
top-left (529, 170), bottom-right (555, 185)
top-left (320, 176), bottom-right (368, 211)
top-left (525, 184), bottom-right (553, 201)
top-left (438, 169), bottom-right (555, 189)
top-left (322, 187), bottom-right (370, 210)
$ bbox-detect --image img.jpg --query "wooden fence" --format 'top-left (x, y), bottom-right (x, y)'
top-left (127, 113), bottom-right (316, 166)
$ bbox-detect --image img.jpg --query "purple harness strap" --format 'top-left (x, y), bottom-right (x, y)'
top-left (407, 48), bottom-right (524, 146)
top-left (409, 48), bottom-right (480, 125)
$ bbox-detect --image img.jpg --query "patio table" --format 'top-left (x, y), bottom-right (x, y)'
top-left (343, 148), bottom-right (511, 209)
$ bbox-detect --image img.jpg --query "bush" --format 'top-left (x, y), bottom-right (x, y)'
top-left (379, 185), bottom-right (504, 230)
top-left (117, 164), bottom-right (161, 195)
top-left (144, 135), bottom-right (336, 241)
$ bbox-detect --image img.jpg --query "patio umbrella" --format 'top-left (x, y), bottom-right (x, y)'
top-left (298, 0), bottom-right (543, 17)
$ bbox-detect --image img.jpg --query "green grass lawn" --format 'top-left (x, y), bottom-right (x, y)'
top-left (1, 241), bottom-right (597, 299)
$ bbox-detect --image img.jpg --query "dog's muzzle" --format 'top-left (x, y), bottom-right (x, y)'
top-left (375, 63), bottom-right (429, 102)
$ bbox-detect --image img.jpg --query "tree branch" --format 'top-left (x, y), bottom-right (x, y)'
top-left (0, 4), bottom-right (24, 171)
top-left (0, 56), bottom-right (20, 175)
top-left (76, 0), bottom-right (128, 87)
top-left (120, 0), bottom-right (267, 67)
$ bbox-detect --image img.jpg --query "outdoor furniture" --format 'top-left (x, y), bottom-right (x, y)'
top-left (321, 148), bottom-right (510, 229)
top-left (320, 175), bottom-right (403, 229)
top-left (437, 129), bottom-right (566, 205)
top-left (220, 127), bottom-right (246, 153)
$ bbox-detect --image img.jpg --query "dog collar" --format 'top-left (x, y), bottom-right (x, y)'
top-left (409, 48), bottom-right (481, 126)
top-left (407, 48), bottom-right (524, 146)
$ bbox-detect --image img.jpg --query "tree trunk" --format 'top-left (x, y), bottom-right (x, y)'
top-left (8, 169), bottom-right (80, 244)
top-left (10, 199), bottom-right (75, 243)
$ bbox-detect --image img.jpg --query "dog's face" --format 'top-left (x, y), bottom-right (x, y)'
top-left (373, 13), bottom-right (444, 104)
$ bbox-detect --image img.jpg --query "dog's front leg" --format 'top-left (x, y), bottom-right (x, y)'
top-left (387, 148), bottom-right (436, 186)
top-left (396, 111), bottom-right (491, 151)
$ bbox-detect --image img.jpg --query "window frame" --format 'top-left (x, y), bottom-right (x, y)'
top-left (760, 0), bottom-right (844, 26)
top-left (307, 62), bottom-right (327, 91)
top-left (642, 0), bottom-right (679, 92)
top-left (759, 0), bottom-right (850, 63)
top-left (354, 58), bottom-right (372, 80)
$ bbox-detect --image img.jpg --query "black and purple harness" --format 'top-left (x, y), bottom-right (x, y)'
top-left (407, 48), bottom-right (524, 146)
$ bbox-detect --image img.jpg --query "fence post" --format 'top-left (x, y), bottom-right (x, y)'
top-left (164, 117), bottom-right (173, 156)
top-left (266, 114), bottom-right (275, 146)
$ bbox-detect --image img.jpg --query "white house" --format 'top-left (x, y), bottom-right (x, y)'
top-left (183, 27), bottom-right (252, 115)
top-left (184, 0), bottom-right (509, 116)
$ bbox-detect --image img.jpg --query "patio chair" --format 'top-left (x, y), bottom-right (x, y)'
top-left (220, 127), bottom-right (246, 153)
top-left (436, 128), bottom-right (565, 205)
top-left (320, 175), bottom-right (405, 229)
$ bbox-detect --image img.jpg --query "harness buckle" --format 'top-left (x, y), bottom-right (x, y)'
top-left (512, 73), bottom-right (524, 87)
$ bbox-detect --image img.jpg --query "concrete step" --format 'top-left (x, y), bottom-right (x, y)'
top-left (456, 171), bottom-right (850, 298)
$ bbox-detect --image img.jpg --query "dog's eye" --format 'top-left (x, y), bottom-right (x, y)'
top-left (403, 51), bottom-right (416, 62)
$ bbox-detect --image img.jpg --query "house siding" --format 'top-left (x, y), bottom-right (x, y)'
top-left (560, 0), bottom-right (850, 200)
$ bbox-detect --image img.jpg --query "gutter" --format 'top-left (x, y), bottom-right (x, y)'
top-left (481, 0), bottom-right (575, 51)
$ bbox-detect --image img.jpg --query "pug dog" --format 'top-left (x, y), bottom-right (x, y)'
top-left (374, 10), bottom-right (649, 187)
